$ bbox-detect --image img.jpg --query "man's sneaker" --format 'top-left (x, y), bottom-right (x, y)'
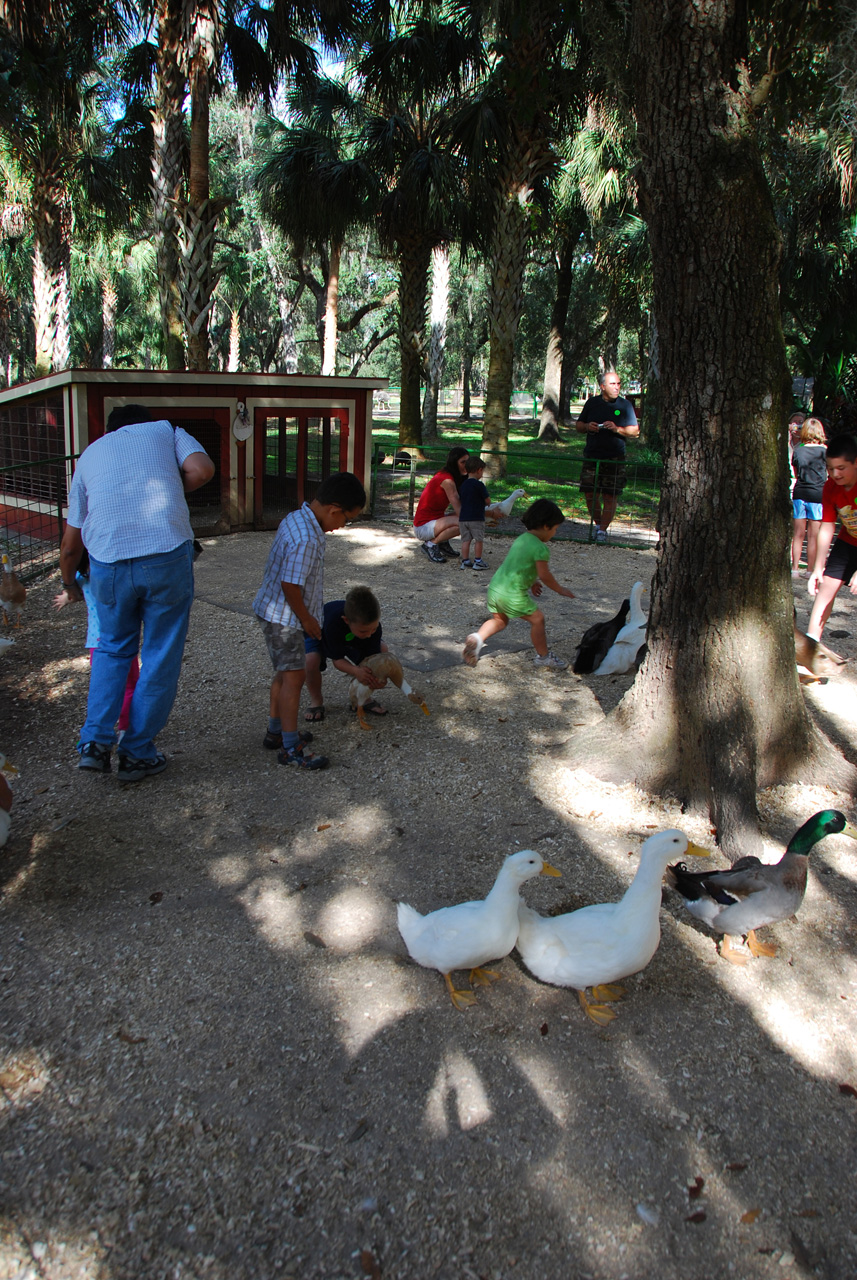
top-left (78, 741), bottom-right (111, 773)
top-left (278, 745), bottom-right (329, 770)
top-left (472, 558), bottom-right (489, 571)
top-left (460, 559), bottom-right (474, 570)
top-left (421, 542), bottom-right (446, 564)
top-left (263, 729), bottom-right (313, 750)
top-left (534, 650), bottom-right (568, 671)
top-left (595, 528), bottom-right (608, 544)
top-left (438, 542), bottom-right (459, 558)
top-left (117, 752), bottom-right (168, 783)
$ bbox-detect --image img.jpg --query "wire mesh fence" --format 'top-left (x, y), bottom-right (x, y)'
top-left (0, 455), bottom-right (75, 583)
top-left (369, 446), bottom-right (662, 549)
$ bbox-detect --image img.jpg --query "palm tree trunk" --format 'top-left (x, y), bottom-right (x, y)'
top-left (321, 241), bottom-right (341, 376)
top-left (31, 190), bottom-right (64, 377)
top-left (421, 243), bottom-right (450, 441)
top-left (101, 271), bottom-right (117, 369)
top-left (483, 138), bottom-right (538, 475)
top-left (397, 238), bottom-right (431, 447)
top-left (538, 236), bottom-right (575, 440)
top-left (152, 0), bottom-right (186, 371)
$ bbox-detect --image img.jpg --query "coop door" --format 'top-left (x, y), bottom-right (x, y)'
top-left (256, 410), bottom-right (348, 523)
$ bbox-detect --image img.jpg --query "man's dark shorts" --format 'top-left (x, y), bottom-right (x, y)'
top-left (579, 460), bottom-right (627, 496)
top-left (824, 536), bottom-right (857, 583)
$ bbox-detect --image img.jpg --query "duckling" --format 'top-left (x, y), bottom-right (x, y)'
top-left (592, 582), bottom-right (647, 675)
top-left (0, 555), bottom-right (26, 627)
top-left (349, 652), bottom-right (429, 730)
top-left (666, 809), bottom-right (857, 964)
top-left (516, 830), bottom-right (709, 1024)
top-left (398, 849), bottom-right (561, 1009)
top-left (572, 597), bottom-right (630, 674)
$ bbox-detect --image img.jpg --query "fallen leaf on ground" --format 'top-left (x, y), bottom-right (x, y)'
top-left (741, 1208), bottom-right (761, 1224)
top-left (361, 1248), bottom-right (382, 1278)
top-left (838, 1082), bottom-right (857, 1097)
top-left (540, 1023), bottom-right (548, 1036)
top-left (117, 1029), bottom-right (147, 1044)
top-left (316, 823), bottom-right (331, 832)
top-left (303, 931), bottom-right (326, 948)
top-left (688, 1176), bottom-right (704, 1199)
top-left (348, 1118), bottom-right (371, 1143)
top-left (726, 1161), bottom-right (748, 1172)
top-left (149, 891), bottom-right (163, 904)
top-left (685, 1211), bottom-right (706, 1224)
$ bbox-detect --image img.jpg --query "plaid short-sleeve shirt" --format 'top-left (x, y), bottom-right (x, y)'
top-left (252, 504), bottom-right (325, 628)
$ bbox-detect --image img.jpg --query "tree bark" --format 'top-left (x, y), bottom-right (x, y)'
top-left (321, 240), bottom-right (340, 375)
top-left (397, 236), bottom-right (430, 447)
top-left (152, 0), bottom-right (186, 371)
top-left (101, 271), bottom-right (117, 369)
top-left (421, 243), bottom-right (450, 442)
top-left (538, 236), bottom-right (575, 440)
top-left (568, 0), bottom-right (855, 856)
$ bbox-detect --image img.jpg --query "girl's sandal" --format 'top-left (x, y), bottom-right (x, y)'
top-left (304, 705), bottom-right (325, 722)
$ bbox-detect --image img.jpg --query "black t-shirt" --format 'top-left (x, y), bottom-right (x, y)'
top-left (321, 600), bottom-right (383, 664)
top-left (580, 394), bottom-right (638, 461)
top-left (791, 445), bottom-right (827, 503)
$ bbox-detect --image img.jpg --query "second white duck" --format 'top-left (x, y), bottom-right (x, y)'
top-left (516, 829), bottom-right (708, 1024)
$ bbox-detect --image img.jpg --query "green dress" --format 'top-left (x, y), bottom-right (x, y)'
top-left (486, 532), bottom-right (549, 618)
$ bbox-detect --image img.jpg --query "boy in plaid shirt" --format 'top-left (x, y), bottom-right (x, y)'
top-left (253, 472), bottom-right (366, 770)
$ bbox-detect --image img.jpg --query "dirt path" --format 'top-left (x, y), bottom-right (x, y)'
top-left (1, 521), bottom-right (856, 1280)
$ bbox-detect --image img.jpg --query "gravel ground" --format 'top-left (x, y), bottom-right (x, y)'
top-left (1, 520), bottom-right (857, 1280)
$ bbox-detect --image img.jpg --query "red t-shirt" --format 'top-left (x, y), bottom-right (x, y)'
top-left (821, 477), bottom-right (857, 546)
top-left (414, 470), bottom-right (455, 527)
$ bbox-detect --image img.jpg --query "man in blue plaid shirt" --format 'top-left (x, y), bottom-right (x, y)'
top-left (60, 405), bottom-right (214, 783)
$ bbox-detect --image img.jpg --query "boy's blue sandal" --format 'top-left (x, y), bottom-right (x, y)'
top-left (263, 729), bottom-right (314, 750)
top-left (117, 752), bottom-right (168, 783)
top-left (78, 741), bottom-right (112, 773)
top-left (278, 745), bottom-right (329, 770)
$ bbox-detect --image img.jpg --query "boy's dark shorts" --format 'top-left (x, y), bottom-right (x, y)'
top-left (579, 460), bottom-right (627, 496)
top-left (304, 633), bottom-right (328, 672)
top-left (824, 536), bottom-right (857, 583)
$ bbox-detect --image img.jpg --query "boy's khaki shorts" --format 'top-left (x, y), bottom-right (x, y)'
top-left (256, 617), bottom-right (306, 671)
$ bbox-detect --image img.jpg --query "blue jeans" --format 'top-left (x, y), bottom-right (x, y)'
top-left (80, 542), bottom-right (194, 759)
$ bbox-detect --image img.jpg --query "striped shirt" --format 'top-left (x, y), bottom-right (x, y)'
top-left (253, 503), bottom-right (325, 627)
top-left (67, 420), bottom-right (205, 561)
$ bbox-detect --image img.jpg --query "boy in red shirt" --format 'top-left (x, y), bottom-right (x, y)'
top-left (807, 434), bottom-right (857, 640)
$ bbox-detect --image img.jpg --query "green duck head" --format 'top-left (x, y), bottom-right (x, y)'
top-left (785, 809), bottom-right (857, 856)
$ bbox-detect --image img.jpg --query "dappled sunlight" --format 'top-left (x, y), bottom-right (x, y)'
top-left (237, 875), bottom-right (303, 952)
top-left (324, 955), bottom-right (418, 1055)
top-left (288, 803), bottom-right (389, 862)
top-left (209, 853), bottom-right (253, 886)
top-left (315, 885), bottom-right (388, 952)
top-left (512, 1051), bottom-right (570, 1125)
top-left (423, 1049), bottom-right (493, 1136)
top-left (0, 1217), bottom-right (107, 1278)
top-left (338, 525), bottom-right (414, 569)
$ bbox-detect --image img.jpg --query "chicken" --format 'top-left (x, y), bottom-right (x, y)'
top-left (0, 753), bottom-right (17, 850)
top-left (349, 652), bottom-right (430, 730)
top-left (794, 619), bottom-right (846, 683)
top-left (485, 488), bottom-right (527, 524)
top-left (0, 555), bottom-right (26, 627)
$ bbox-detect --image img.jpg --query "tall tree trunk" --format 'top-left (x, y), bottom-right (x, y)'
top-left (31, 185), bottom-right (64, 377)
top-left (228, 305), bottom-right (240, 371)
top-left (538, 235), bottom-right (575, 440)
top-left (397, 237), bottom-right (430, 447)
top-left (152, 0), bottom-right (186, 371)
top-left (179, 1), bottom-right (222, 372)
top-left (321, 240), bottom-right (340, 376)
top-left (101, 271), bottom-right (117, 369)
top-left (460, 351), bottom-right (473, 421)
top-left (421, 243), bottom-right (450, 441)
top-left (53, 230), bottom-right (70, 370)
top-left (569, 0), bottom-right (852, 856)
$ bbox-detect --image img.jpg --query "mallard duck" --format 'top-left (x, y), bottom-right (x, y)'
top-left (398, 849), bottom-right (561, 1009)
top-left (349, 652), bottom-right (429, 730)
top-left (1, 555), bottom-right (26, 627)
top-left (666, 809), bottom-right (857, 964)
top-left (516, 830), bottom-right (709, 1025)
top-left (592, 582), bottom-right (648, 675)
top-left (572, 597), bottom-right (630, 674)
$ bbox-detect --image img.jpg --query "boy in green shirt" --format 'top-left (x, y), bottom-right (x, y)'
top-left (463, 499), bottom-right (575, 670)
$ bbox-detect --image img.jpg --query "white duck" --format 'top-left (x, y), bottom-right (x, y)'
top-left (592, 582), bottom-right (648, 675)
top-left (486, 488), bottom-right (527, 522)
top-left (398, 849), bottom-right (561, 1009)
top-left (516, 829), bottom-right (709, 1024)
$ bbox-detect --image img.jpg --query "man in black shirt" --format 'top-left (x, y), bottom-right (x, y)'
top-left (574, 371), bottom-right (640, 543)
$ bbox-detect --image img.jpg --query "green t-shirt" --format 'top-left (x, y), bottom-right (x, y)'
top-left (486, 531), bottom-right (549, 618)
